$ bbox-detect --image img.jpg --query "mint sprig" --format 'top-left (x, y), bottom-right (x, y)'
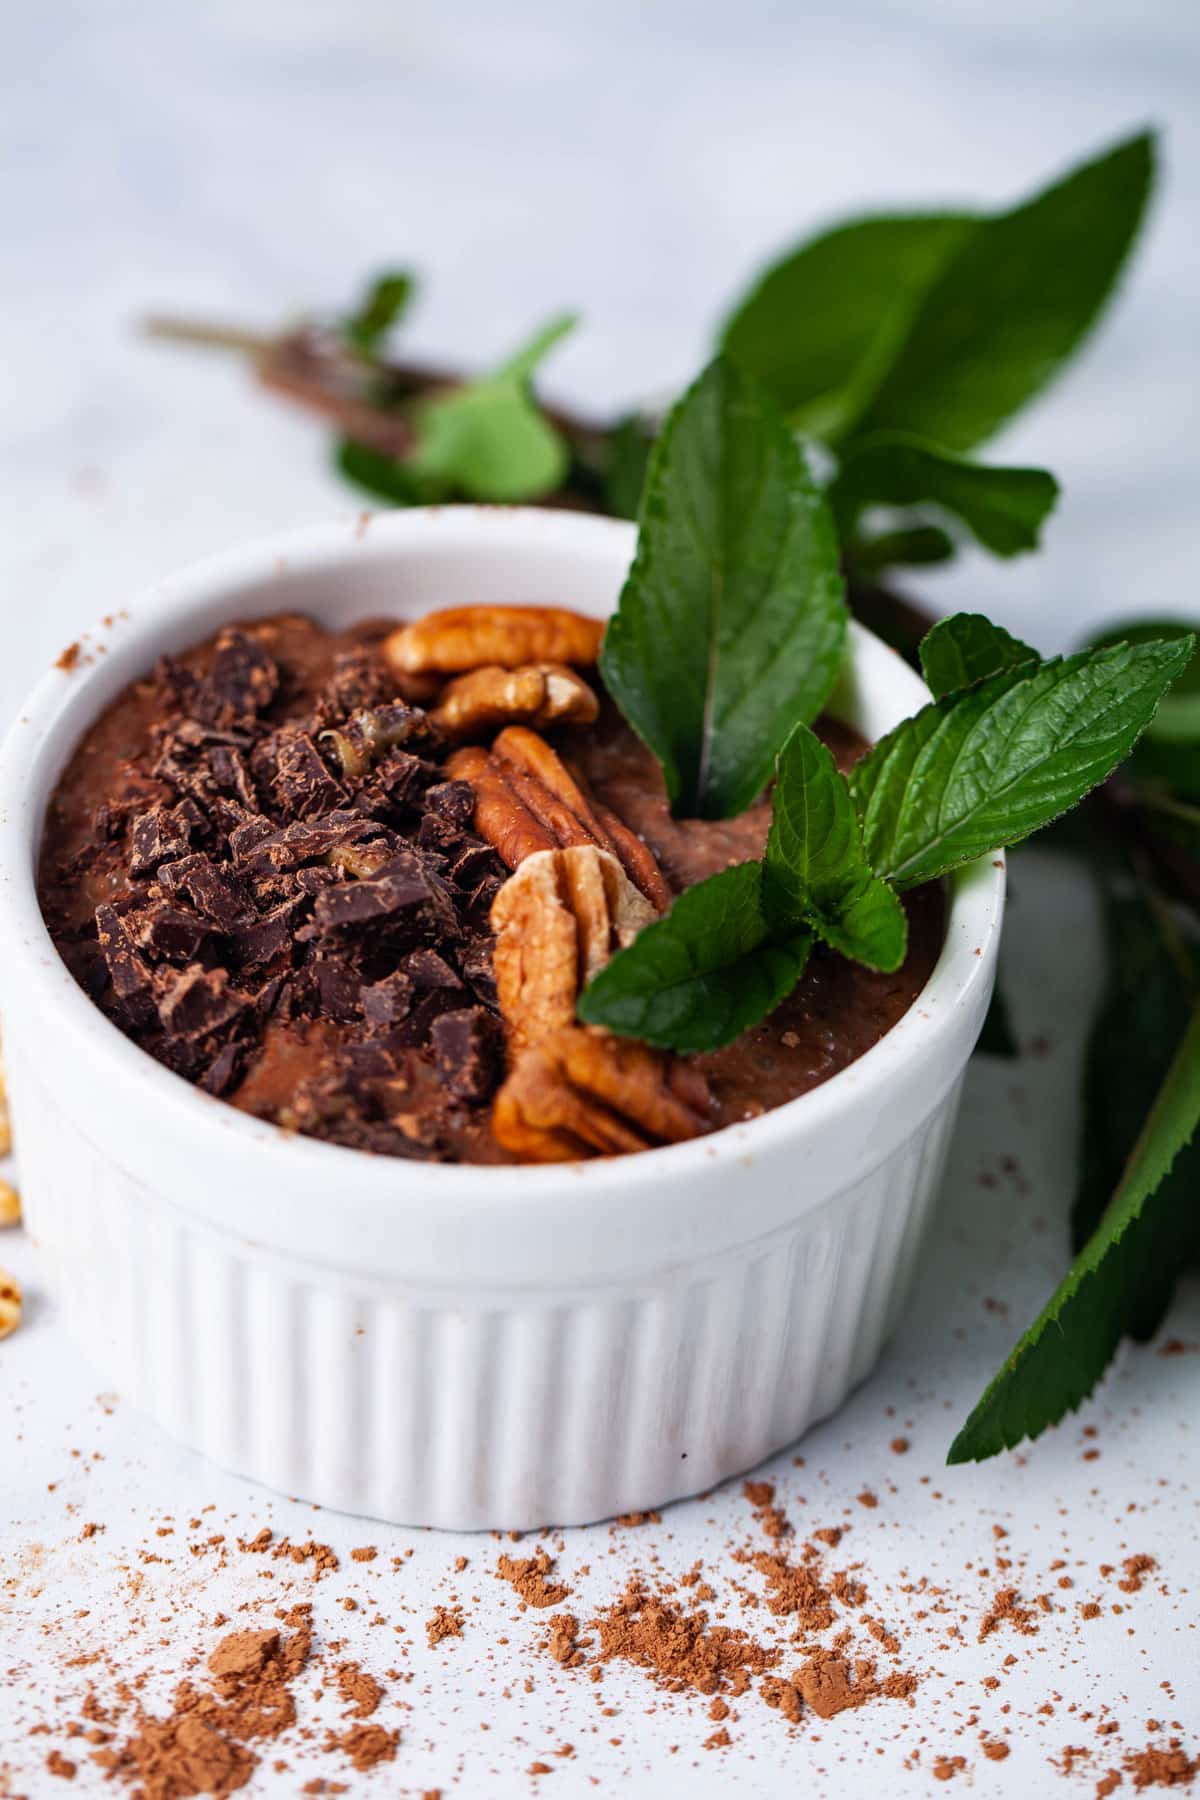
top-left (404, 314), bottom-right (577, 503)
top-left (577, 863), bottom-right (810, 1056)
top-left (918, 614), bottom-right (1038, 699)
top-left (583, 624), bottom-right (1190, 1053)
top-left (851, 639), bottom-right (1193, 889)
top-left (950, 889), bottom-right (1200, 1462)
top-left (764, 725), bottom-right (907, 972)
top-left (599, 358), bottom-right (847, 820)
top-left (831, 435), bottom-right (1059, 561)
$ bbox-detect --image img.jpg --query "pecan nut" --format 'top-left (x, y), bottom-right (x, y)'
top-left (492, 1026), bottom-right (711, 1162)
top-left (490, 846), bottom-right (656, 1055)
top-left (431, 663), bottom-right (599, 742)
top-left (384, 605), bottom-right (604, 676)
top-left (447, 727), bottom-right (671, 912)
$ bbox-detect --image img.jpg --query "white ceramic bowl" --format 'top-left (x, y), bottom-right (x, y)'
top-left (0, 508), bottom-right (1003, 1530)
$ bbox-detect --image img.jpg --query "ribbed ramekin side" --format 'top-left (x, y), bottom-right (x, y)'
top-left (9, 1042), bottom-right (959, 1530)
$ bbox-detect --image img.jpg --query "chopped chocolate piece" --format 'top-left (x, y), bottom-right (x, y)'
top-left (448, 843), bottom-right (502, 890)
top-left (312, 955), bottom-right (364, 1024)
top-left (268, 728), bottom-right (348, 820)
top-left (95, 904), bottom-right (155, 1009)
top-left (128, 903), bottom-right (212, 963)
top-left (312, 854), bottom-right (457, 938)
top-left (156, 967), bottom-right (250, 1041)
top-left (233, 899), bottom-right (304, 971)
top-left (401, 948), bottom-right (463, 991)
top-left (361, 971), bottom-right (415, 1030)
top-left (425, 780), bottom-right (476, 827)
top-left (318, 648), bottom-right (392, 721)
top-left (431, 1007), bottom-right (501, 1101)
top-left (207, 744), bottom-right (259, 809)
top-left (129, 804), bottom-right (194, 877)
top-left (460, 936), bottom-right (499, 1009)
top-left (196, 628), bottom-right (279, 724)
top-left (358, 749), bottom-right (435, 816)
top-left (199, 1038), bottom-right (249, 1097)
top-left (157, 853), bottom-right (251, 929)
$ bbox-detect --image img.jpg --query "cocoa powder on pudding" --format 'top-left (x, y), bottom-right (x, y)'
top-left (37, 612), bottom-right (944, 1163)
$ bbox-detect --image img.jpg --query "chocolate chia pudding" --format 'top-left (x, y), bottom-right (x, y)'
top-left (36, 610), bottom-right (944, 1164)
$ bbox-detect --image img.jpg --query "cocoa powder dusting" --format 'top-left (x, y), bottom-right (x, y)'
top-left (496, 1549), bottom-right (571, 1609)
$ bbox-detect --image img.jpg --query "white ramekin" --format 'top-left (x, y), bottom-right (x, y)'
top-left (0, 508), bottom-right (1003, 1530)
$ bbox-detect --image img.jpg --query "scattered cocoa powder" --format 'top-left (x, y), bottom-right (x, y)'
top-left (496, 1549), bottom-right (570, 1610)
top-left (1123, 1741), bottom-right (1199, 1789)
top-left (333, 1661), bottom-right (384, 1720)
top-left (425, 1606), bottom-right (465, 1648)
top-left (979, 1586), bottom-right (1040, 1642)
top-left (324, 1722), bottom-right (399, 1773)
top-left (592, 1578), bottom-right (777, 1697)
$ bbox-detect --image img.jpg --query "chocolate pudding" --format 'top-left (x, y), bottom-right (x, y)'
top-left (37, 613), bottom-right (944, 1163)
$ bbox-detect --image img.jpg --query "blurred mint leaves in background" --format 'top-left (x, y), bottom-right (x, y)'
top-left (320, 128), bottom-right (1154, 579)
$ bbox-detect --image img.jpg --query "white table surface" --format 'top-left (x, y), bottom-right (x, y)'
top-left (2, 3), bottom-right (1199, 1795)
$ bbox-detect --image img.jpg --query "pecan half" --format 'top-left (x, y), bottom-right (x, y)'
top-left (384, 605), bottom-right (604, 676)
top-left (431, 663), bottom-right (599, 742)
top-left (492, 1027), bottom-right (711, 1161)
top-left (490, 846), bottom-right (656, 1055)
top-left (447, 727), bottom-right (671, 912)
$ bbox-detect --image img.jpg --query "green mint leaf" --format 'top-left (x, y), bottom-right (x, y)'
top-left (1088, 619), bottom-right (1200, 794)
top-left (764, 724), bottom-right (907, 971)
top-left (949, 912), bottom-right (1200, 1462)
top-left (343, 270), bottom-right (416, 355)
top-left (604, 414), bottom-right (655, 521)
top-left (919, 613), bottom-right (1040, 700)
top-left (851, 637), bottom-right (1193, 889)
top-left (406, 313), bottom-right (576, 502)
top-left (599, 358), bottom-right (847, 820)
top-left (833, 434), bottom-right (1059, 559)
top-left (855, 131), bottom-right (1156, 451)
top-left (492, 312), bottom-right (577, 382)
top-left (334, 438), bottom-right (427, 505)
top-left (851, 525), bottom-right (956, 575)
top-left (578, 861), bottom-right (811, 1054)
top-left (718, 215), bottom-right (973, 439)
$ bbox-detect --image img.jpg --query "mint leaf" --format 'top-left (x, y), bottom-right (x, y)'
top-left (407, 314), bottom-right (576, 502)
top-left (764, 724), bottom-right (906, 971)
top-left (334, 438), bottom-right (426, 505)
top-left (855, 131), bottom-right (1156, 451)
top-left (578, 861), bottom-right (811, 1054)
top-left (599, 358), bottom-right (847, 820)
top-left (833, 434), bottom-right (1058, 558)
top-left (718, 215), bottom-right (973, 439)
top-left (949, 901), bottom-right (1200, 1462)
top-left (851, 637), bottom-right (1193, 889)
top-left (919, 613), bottom-right (1039, 700)
top-left (604, 414), bottom-right (655, 521)
top-left (343, 270), bottom-right (415, 355)
top-left (852, 525), bottom-right (956, 575)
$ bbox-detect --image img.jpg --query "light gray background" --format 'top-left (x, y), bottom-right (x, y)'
top-left (2, 4), bottom-right (1198, 1795)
